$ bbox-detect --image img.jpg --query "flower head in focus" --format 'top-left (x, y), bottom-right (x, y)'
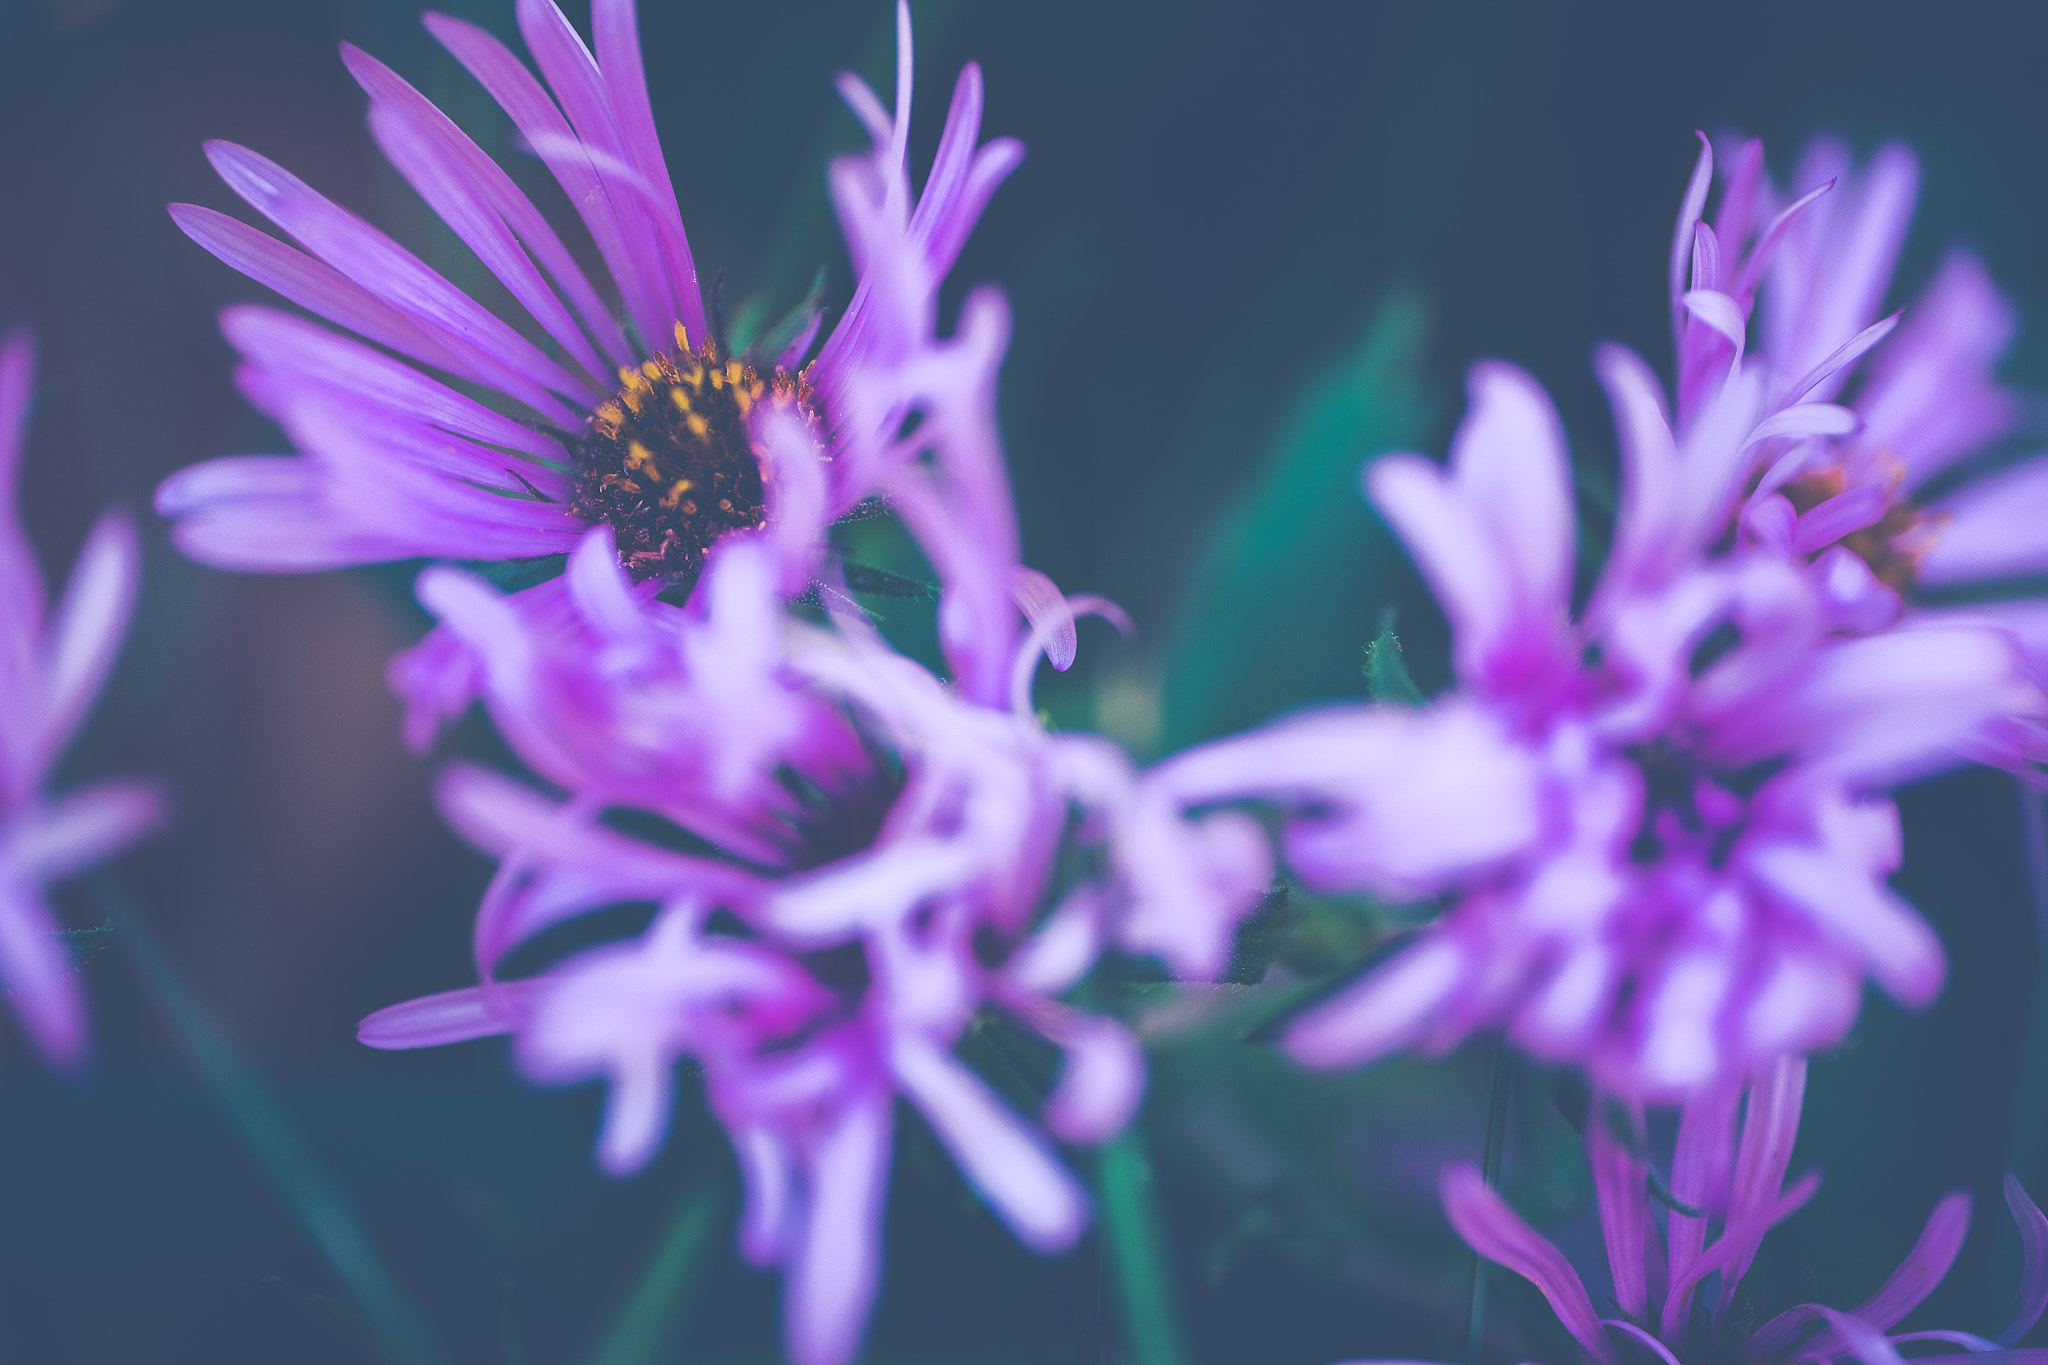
top-left (0, 330), bottom-right (162, 1067)
top-left (154, 0), bottom-right (1021, 609)
top-left (1352, 1060), bottom-right (2048, 1365)
top-left (354, 83), bottom-right (1269, 1363)
top-left (1158, 350), bottom-right (2041, 1101)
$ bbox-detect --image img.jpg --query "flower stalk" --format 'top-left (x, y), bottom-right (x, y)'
top-left (1100, 1127), bottom-right (1190, 1365)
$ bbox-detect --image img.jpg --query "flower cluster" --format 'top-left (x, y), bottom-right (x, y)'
top-left (1381, 1059), bottom-right (2048, 1365)
top-left (139, 3), bottom-right (2048, 1359)
top-left (1156, 134), bottom-right (2048, 1104)
top-left (153, 0), bottom-right (1020, 607)
top-left (154, 4), bottom-right (1266, 1362)
top-left (0, 329), bottom-right (160, 1067)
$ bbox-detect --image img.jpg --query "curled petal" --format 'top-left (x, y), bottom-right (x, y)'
top-left (1035, 1006), bottom-right (1143, 1145)
top-left (1441, 1163), bottom-right (1618, 1365)
top-left (1011, 567), bottom-right (1077, 672)
top-left (2002, 1174), bottom-right (2048, 1347)
top-left (1843, 1191), bottom-right (1974, 1331)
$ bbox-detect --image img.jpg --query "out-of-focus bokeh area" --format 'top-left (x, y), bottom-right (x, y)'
top-left (3, 0), bottom-right (2048, 1360)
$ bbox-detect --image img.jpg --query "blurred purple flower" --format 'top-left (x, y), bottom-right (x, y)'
top-left (1351, 1059), bottom-right (2048, 1365)
top-left (1675, 136), bottom-right (2048, 684)
top-left (1158, 354), bottom-right (2041, 1100)
top-left (0, 330), bottom-right (161, 1067)
top-left (361, 528), bottom-right (1267, 1365)
top-left (154, 0), bottom-right (1020, 606)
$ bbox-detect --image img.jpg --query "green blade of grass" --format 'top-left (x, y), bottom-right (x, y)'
top-left (1464, 1039), bottom-right (1513, 1364)
top-left (1101, 1127), bottom-right (1190, 1365)
top-left (96, 877), bottom-right (448, 1365)
top-left (581, 1173), bottom-right (726, 1365)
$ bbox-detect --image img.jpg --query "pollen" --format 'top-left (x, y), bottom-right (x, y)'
top-left (571, 331), bottom-right (822, 582)
top-left (1781, 458), bottom-right (1945, 593)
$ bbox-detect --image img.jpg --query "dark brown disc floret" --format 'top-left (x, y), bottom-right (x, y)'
top-left (571, 322), bottom-right (822, 582)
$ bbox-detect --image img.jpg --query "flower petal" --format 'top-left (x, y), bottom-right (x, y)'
top-left (2001, 1174), bottom-right (2048, 1348)
top-left (1284, 934), bottom-right (1468, 1070)
top-left (35, 511), bottom-right (140, 778)
top-left (1440, 1163), bottom-right (1618, 1365)
top-left (784, 1088), bottom-right (891, 1365)
top-left (357, 981), bottom-right (535, 1048)
top-left (891, 1036), bottom-right (1089, 1253)
top-left (0, 881), bottom-right (85, 1068)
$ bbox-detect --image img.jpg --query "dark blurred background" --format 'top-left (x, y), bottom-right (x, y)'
top-left (2, 0), bottom-right (2047, 1361)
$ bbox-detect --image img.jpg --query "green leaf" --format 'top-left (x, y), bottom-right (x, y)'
top-left (471, 553), bottom-right (570, 595)
top-left (841, 559), bottom-right (939, 600)
top-left (1160, 289), bottom-right (1437, 748)
top-left (750, 266), bottom-right (830, 365)
top-left (1364, 625), bottom-right (1424, 706)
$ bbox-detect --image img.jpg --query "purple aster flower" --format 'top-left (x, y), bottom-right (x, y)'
top-left (1156, 351), bottom-right (2042, 1101)
top-left (0, 329), bottom-right (162, 1067)
top-left (153, 0), bottom-right (1020, 612)
top-left (355, 109), bottom-right (1268, 1358)
top-left (1672, 136), bottom-right (2048, 683)
top-left (361, 529), bottom-right (1267, 1365)
top-left (1344, 1059), bottom-right (2048, 1365)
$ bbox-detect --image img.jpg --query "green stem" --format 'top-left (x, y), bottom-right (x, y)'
top-left (97, 877), bottom-right (447, 1365)
top-left (581, 1174), bottom-right (724, 1365)
top-left (1465, 1037), bottom-right (1513, 1364)
top-left (1100, 1127), bottom-right (1191, 1365)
